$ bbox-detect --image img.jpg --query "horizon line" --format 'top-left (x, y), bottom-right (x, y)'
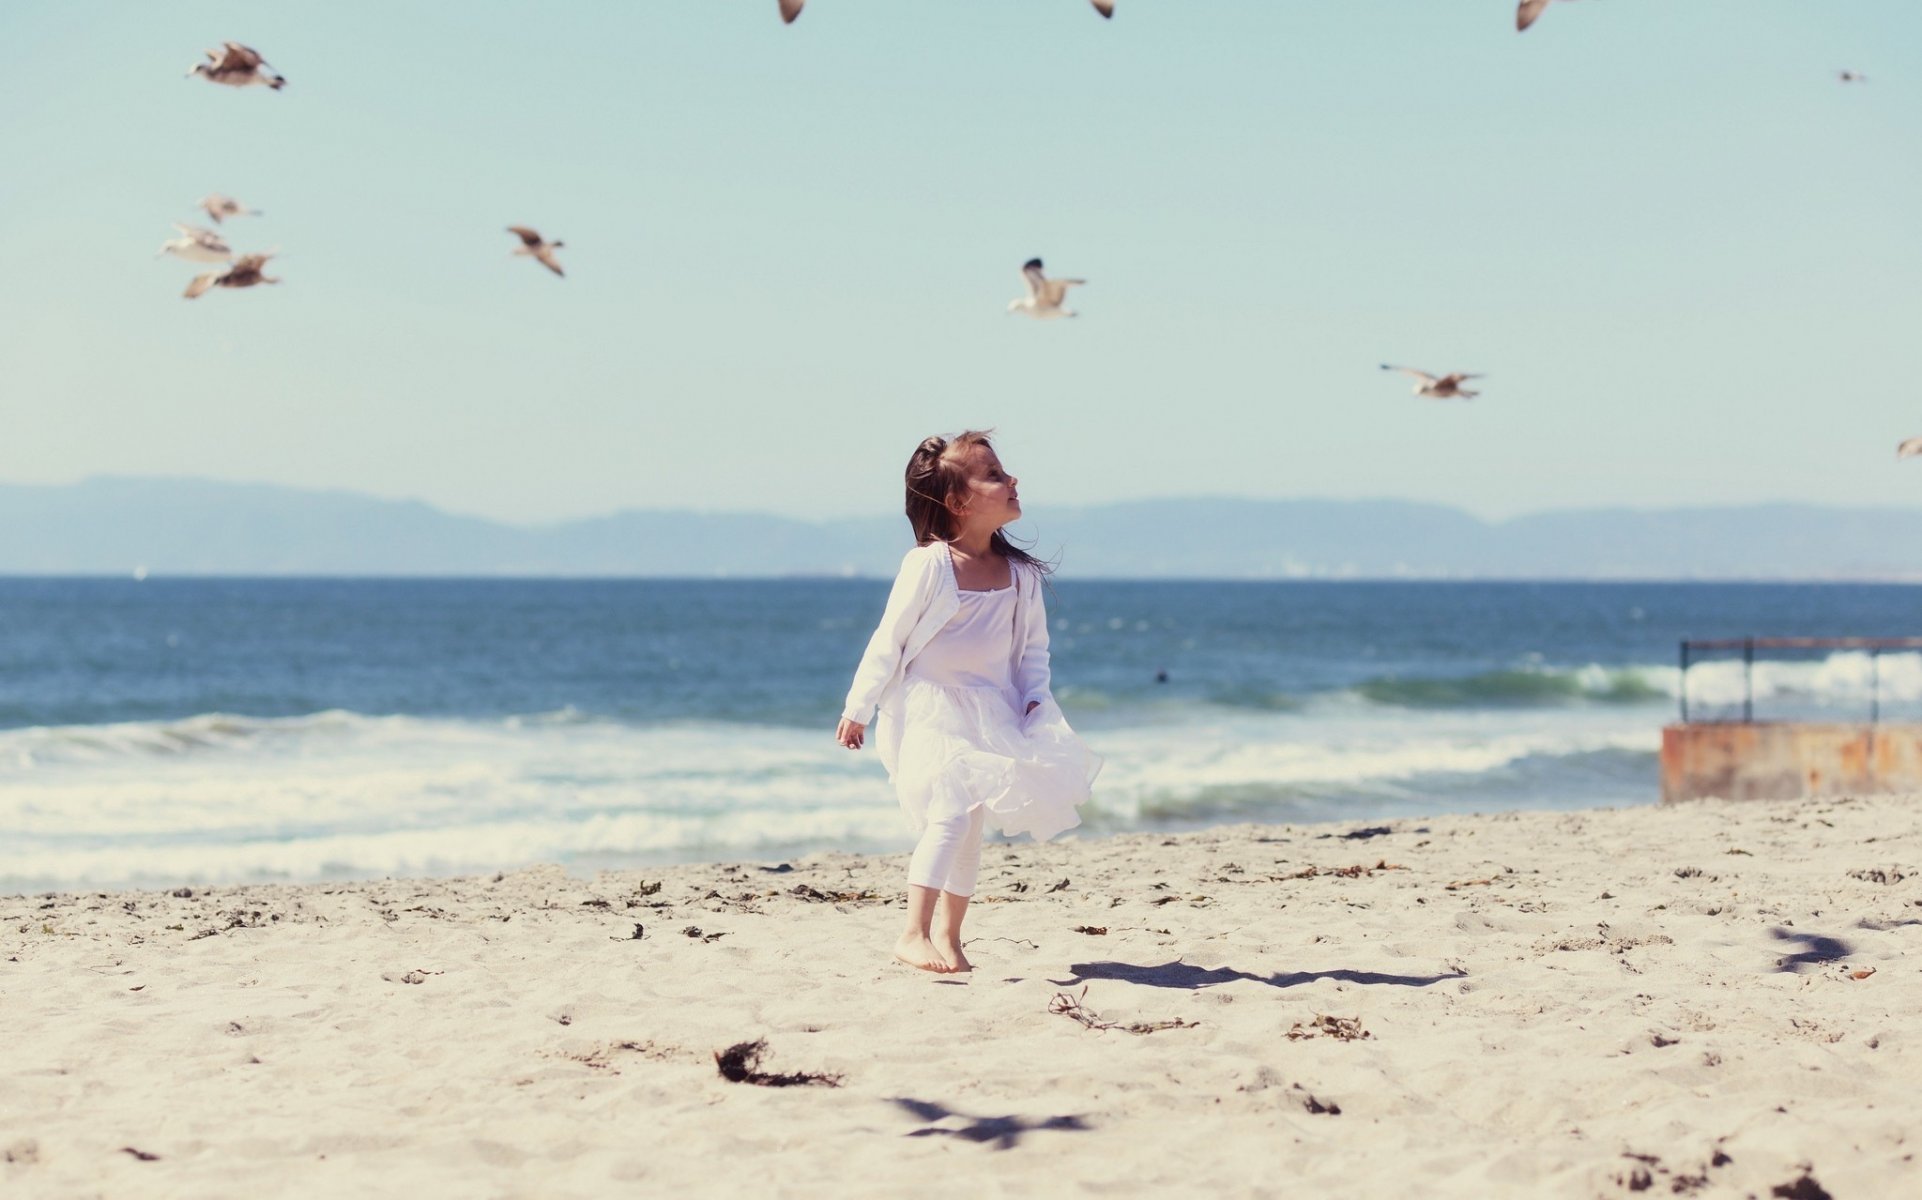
top-left (7, 473), bottom-right (1922, 528)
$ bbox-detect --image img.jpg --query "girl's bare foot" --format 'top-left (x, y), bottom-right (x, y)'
top-left (934, 935), bottom-right (972, 973)
top-left (893, 932), bottom-right (950, 973)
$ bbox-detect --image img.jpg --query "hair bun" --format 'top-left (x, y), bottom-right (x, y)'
top-left (915, 436), bottom-right (947, 457)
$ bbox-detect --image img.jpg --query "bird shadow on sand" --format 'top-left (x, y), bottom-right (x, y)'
top-left (1769, 927), bottom-right (1854, 973)
top-left (891, 1098), bottom-right (1091, 1150)
top-left (1050, 960), bottom-right (1464, 991)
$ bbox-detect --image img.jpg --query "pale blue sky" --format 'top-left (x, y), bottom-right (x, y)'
top-left (3, 1), bottom-right (1918, 526)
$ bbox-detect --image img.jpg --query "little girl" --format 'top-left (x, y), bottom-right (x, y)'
top-left (836, 430), bottom-right (1101, 974)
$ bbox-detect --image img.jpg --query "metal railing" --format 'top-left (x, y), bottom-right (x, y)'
top-left (1678, 637), bottom-right (1922, 724)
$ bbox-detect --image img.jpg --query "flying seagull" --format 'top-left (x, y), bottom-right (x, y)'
top-left (157, 223), bottom-right (233, 264)
top-left (1899, 436), bottom-right (1922, 460)
top-left (1838, 70), bottom-right (1868, 84)
top-left (187, 43), bottom-right (286, 90)
top-left (1380, 365), bottom-right (1482, 400)
top-left (507, 226), bottom-right (565, 277)
top-left (198, 193), bottom-right (260, 224)
top-left (1516, 0), bottom-right (1578, 32)
top-left (1008, 258), bottom-right (1085, 319)
top-left (183, 253), bottom-right (279, 300)
top-left (780, 0), bottom-right (1112, 22)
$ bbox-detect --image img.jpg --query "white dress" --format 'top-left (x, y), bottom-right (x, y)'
top-left (891, 582), bottom-right (1102, 842)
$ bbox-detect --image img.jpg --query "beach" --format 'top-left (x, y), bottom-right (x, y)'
top-left (4, 793), bottom-right (1916, 1198)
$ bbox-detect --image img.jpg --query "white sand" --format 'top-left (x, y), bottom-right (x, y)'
top-left (4, 794), bottom-right (1917, 1198)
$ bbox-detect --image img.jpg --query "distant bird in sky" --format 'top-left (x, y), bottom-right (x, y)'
top-left (187, 43), bottom-right (286, 90)
top-left (198, 194), bottom-right (261, 224)
top-left (1008, 258), bottom-right (1085, 320)
top-left (156, 223), bottom-right (233, 264)
top-left (1516, 0), bottom-right (1577, 33)
top-left (1899, 436), bottom-right (1922, 460)
top-left (507, 226), bottom-right (565, 277)
top-left (183, 253), bottom-right (279, 300)
top-left (1838, 70), bottom-right (1868, 84)
top-left (780, 0), bottom-right (1112, 22)
top-left (1380, 365), bottom-right (1483, 400)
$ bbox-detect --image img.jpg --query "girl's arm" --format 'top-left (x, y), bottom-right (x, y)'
top-left (1014, 565), bottom-right (1053, 715)
top-left (839, 548), bottom-right (937, 735)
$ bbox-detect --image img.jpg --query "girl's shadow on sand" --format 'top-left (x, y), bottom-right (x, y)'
top-left (1050, 961), bottom-right (1464, 990)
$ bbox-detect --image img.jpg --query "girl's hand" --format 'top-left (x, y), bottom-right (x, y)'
top-left (836, 718), bottom-right (866, 750)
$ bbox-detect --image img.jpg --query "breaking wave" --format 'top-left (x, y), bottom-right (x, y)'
top-left (1352, 665), bottom-right (1670, 709)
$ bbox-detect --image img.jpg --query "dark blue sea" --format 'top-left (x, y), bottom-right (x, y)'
top-left (4, 577), bottom-right (1917, 891)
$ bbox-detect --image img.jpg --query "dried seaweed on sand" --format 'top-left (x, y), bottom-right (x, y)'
top-left (1286, 1014), bottom-right (1372, 1042)
top-left (1048, 987), bottom-right (1197, 1035)
top-left (789, 883), bottom-right (879, 904)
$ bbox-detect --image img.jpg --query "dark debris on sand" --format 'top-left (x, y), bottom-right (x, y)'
top-left (1611, 1144), bottom-right (1738, 1194)
top-left (1292, 1084), bottom-right (1341, 1116)
top-left (1771, 1171), bottom-right (1833, 1200)
top-left (713, 1039), bottom-right (842, 1088)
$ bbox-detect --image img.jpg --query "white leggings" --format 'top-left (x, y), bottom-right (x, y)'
top-left (906, 804), bottom-right (988, 897)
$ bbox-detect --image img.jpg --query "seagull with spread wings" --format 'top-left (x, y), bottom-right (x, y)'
top-left (157, 223), bottom-right (234, 264)
top-left (197, 194), bottom-right (261, 224)
top-left (1838, 70), bottom-right (1869, 84)
top-left (183, 253), bottom-right (280, 300)
top-left (187, 43), bottom-right (286, 90)
top-left (507, 226), bottom-right (565, 277)
top-left (1008, 258), bottom-right (1085, 320)
top-left (1380, 365), bottom-right (1483, 400)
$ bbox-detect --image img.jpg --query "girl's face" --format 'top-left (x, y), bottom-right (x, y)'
top-left (949, 443), bottom-right (1021, 532)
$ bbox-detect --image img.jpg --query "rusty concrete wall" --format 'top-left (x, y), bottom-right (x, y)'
top-left (1660, 722), bottom-right (1922, 803)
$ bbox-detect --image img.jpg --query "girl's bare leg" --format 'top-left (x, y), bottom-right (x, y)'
top-left (932, 891), bottom-right (972, 972)
top-left (894, 884), bottom-right (951, 972)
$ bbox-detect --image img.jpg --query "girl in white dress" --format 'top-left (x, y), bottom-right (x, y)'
top-left (836, 431), bottom-right (1101, 973)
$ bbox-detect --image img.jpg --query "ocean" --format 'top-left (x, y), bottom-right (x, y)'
top-left (4, 577), bottom-right (1918, 893)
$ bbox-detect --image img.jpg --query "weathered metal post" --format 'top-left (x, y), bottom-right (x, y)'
top-left (1871, 648), bottom-right (1881, 725)
top-left (1742, 637), bottom-right (1754, 724)
top-left (1678, 640), bottom-right (1690, 724)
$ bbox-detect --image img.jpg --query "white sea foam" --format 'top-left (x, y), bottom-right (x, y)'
top-left (1326, 651), bottom-right (1922, 713)
top-left (0, 703), bottom-right (1670, 891)
top-left (0, 713), bottom-right (903, 889)
top-left (1089, 707), bottom-right (1658, 823)
top-left (1680, 651), bottom-right (1922, 710)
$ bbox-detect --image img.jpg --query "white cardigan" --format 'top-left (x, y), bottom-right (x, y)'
top-left (841, 541), bottom-right (1054, 780)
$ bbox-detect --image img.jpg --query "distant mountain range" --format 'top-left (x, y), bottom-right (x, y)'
top-left (2, 477), bottom-right (1917, 580)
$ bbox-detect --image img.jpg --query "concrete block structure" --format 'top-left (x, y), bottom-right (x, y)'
top-left (1660, 721), bottom-right (1922, 803)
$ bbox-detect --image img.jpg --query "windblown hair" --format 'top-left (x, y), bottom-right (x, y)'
top-left (903, 430), bottom-right (1053, 576)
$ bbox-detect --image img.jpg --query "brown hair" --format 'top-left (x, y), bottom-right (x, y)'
top-left (903, 430), bottom-right (1053, 576)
